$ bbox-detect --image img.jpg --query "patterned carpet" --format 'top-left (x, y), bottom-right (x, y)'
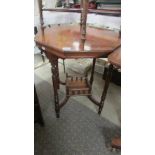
top-left (34, 87), bottom-right (121, 155)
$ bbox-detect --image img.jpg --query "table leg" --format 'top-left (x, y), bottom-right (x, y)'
top-left (80, 0), bottom-right (83, 31)
top-left (98, 64), bottom-right (113, 114)
top-left (50, 55), bottom-right (60, 118)
top-left (90, 58), bottom-right (96, 88)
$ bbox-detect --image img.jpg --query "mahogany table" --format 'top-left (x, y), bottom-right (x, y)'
top-left (35, 24), bottom-right (120, 118)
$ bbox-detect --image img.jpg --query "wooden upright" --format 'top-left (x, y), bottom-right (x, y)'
top-left (37, 0), bottom-right (44, 27)
top-left (81, 0), bottom-right (89, 41)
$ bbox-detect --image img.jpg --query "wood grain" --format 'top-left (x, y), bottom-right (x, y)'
top-left (35, 25), bottom-right (120, 59)
top-left (108, 47), bottom-right (121, 68)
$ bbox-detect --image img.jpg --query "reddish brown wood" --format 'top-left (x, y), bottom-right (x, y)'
top-left (49, 55), bottom-right (60, 118)
top-left (35, 0), bottom-right (121, 118)
top-left (80, 0), bottom-right (83, 30)
top-left (35, 26), bottom-right (120, 117)
top-left (81, 0), bottom-right (88, 40)
top-left (66, 75), bottom-right (91, 96)
top-left (37, 0), bottom-right (44, 26)
top-left (90, 58), bottom-right (96, 87)
top-left (111, 137), bottom-right (121, 149)
top-left (108, 47), bottom-right (121, 68)
top-left (108, 50), bottom-right (121, 149)
top-left (35, 25), bottom-right (120, 59)
top-left (98, 64), bottom-right (113, 114)
top-left (98, 47), bottom-right (121, 114)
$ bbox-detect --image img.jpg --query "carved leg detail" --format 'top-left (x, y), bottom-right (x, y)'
top-left (50, 55), bottom-right (60, 118)
top-left (98, 64), bottom-right (113, 115)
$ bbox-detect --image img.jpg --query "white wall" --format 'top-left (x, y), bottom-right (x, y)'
top-left (34, 0), bottom-right (57, 16)
top-left (34, 12), bottom-right (120, 30)
top-left (87, 14), bottom-right (121, 30)
top-left (34, 0), bottom-right (121, 30)
top-left (44, 0), bottom-right (57, 8)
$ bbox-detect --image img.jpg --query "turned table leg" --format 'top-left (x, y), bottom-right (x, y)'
top-left (98, 64), bottom-right (113, 114)
top-left (50, 55), bottom-right (60, 118)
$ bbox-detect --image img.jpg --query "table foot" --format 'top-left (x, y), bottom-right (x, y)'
top-left (98, 109), bottom-right (102, 115)
top-left (111, 137), bottom-right (121, 149)
top-left (56, 112), bottom-right (60, 118)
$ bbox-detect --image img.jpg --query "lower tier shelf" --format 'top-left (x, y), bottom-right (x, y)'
top-left (66, 74), bottom-right (91, 96)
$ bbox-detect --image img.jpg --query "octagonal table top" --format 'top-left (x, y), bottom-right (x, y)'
top-left (35, 24), bottom-right (120, 59)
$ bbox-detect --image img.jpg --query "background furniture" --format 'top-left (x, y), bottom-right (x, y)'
top-left (98, 47), bottom-right (121, 149)
top-left (103, 64), bottom-right (121, 86)
top-left (98, 47), bottom-right (120, 113)
top-left (96, 0), bottom-right (121, 5)
top-left (96, 0), bottom-right (121, 9)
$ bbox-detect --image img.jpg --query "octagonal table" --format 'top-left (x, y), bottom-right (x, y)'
top-left (35, 24), bottom-right (120, 118)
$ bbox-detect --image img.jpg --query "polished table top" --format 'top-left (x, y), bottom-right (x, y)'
top-left (108, 47), bottom-right (121, 68)
top-left (35, 25), bottom-right (121, 59)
